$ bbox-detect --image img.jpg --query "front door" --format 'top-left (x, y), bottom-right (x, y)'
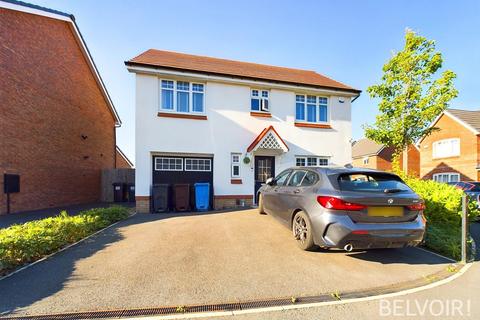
top-left (254, 156), bottom-right (275, 203)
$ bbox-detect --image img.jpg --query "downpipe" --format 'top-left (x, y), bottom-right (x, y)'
top-left (344, 243), bottom-right (353, 252)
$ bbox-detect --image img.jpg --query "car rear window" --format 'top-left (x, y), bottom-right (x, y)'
top-left (338, 173), bottom-right (412, 193)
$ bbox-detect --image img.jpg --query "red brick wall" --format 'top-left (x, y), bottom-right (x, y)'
top-left (116, 149), bottom-right (133, 169)
top-left (0, 9), bottom-right (116, 214)
top-left (419, 114), bottom-right (478, 181)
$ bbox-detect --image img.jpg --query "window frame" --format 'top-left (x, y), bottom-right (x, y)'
top-left (295, 156), bottom-right (329, 167)
top-left (251, 89), bottom-right (270, 113)
top-left (432, 138), bottom-right (460, 159)
top-left (432, 172), bottom-right (460, 183)
top-left (295, 94), bottom-right (329, 124)
top-left (362, 156), bottom-right (369, 165)
top-left (231, 153), bottom-right (241, 178)
top-left (154, 157), bottom-right (183, 171)
top-left (286, 170), bottom-right (308, 187)
top-left (184, 158), bottom-right (212, 172)
top-left (159, 79), bottom-right (206, 115)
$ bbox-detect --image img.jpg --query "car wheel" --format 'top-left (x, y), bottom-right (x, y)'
top-left (258, 193), bottom-right (266, 215)
top-left (292, 211), bottom-right (316, 251)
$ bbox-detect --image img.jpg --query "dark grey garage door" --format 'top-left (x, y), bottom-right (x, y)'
top-left (152, 155), bottom-right (214, 209)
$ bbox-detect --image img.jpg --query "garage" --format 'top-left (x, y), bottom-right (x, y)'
top-left (151, 154), bottom-right (214, 212)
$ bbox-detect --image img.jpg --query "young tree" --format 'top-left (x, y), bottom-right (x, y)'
top-left (364, 29), bottom-right (458, 173)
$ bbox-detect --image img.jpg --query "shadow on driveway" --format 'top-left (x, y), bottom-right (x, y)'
top-left (0, 219), bottom-right (126, 316)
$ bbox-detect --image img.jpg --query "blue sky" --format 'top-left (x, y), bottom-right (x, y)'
top-left (30, 0), bottom-right (480, 163)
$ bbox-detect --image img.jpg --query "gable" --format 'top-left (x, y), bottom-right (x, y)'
top-left (0, 1), bottom-right (121, 126)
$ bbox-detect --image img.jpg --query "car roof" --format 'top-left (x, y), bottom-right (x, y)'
top-left (288, 166), bottom-right (391, 175)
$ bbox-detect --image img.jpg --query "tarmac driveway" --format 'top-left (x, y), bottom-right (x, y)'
top-left (0, 209), bottom-right (452, 316)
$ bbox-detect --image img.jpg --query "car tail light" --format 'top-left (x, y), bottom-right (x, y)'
top-left (407, 202), bottom-right (426, 211)
top-left (317, 196), bottom-right (367, 211)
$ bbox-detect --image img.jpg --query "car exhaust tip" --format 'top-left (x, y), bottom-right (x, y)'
top-left (344, 244), bottom-right (353, 252)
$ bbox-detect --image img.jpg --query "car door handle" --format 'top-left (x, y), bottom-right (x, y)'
top-left (293, 189), bottom-right (301, 194)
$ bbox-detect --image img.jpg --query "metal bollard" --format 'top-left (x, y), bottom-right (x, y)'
top-left (461, 194), bottom-right (468, 264)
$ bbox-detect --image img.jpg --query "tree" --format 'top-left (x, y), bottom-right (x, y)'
top-left (364, 29), bottom-right (458, 173)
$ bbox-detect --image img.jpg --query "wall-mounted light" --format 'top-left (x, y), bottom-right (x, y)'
top-left (338, 97), bottom-right (345, 103)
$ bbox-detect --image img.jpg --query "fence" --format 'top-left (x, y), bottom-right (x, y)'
top-left (101, 168), bottom-right (135, 202)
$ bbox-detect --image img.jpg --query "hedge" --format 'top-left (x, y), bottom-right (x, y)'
top-left (403, 176), bottom-right (479, 260)
top-left (0, 206), bottom-right (130, 274)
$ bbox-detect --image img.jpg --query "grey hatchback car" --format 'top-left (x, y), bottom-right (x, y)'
top-left (257, 167), bottom-right (426, 251)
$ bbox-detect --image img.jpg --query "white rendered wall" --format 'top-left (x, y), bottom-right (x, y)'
top-left (135, 74), bottom-right (352, 197)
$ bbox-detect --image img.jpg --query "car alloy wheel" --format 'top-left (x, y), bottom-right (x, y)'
top-left (293, 215), bottom-right (308, 243)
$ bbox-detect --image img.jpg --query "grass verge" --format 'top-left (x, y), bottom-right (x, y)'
top-left (0, 206), bottom-right (130, 275)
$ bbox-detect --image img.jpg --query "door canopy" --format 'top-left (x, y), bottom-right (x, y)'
top-left (247, 126), bottom-right (289, 153)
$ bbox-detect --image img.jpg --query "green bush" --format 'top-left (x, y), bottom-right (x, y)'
top-left (0, 206), bottom-right (129, 273)
top-left (403, 176), bottom-right (479, 260)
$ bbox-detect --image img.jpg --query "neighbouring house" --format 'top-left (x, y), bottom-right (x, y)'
top-left (0, 0), bottom-right (122, 214)
top-left (351, 138), bottom-right (420, 176)
top-left (126, 49), bottom-right (360, 212)
top-left (116, 146), bottom-right (134, 169)
top-left (418, 108), bottom-right (480, 182)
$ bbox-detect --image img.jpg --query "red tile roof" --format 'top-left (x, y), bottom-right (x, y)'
top-left (126, 49), bottom-right (360, 93)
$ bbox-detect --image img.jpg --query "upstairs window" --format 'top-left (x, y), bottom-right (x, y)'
top-left (295, 94), bottom-right (328, 123)
top-left (251, 89), bottom-right (269, 112)
top-left (433, 138), bottom-right (460, 159)
top-left (160, 80), bottom-right (204, 114)
top-left (363, 157), bottom-right (369, 165)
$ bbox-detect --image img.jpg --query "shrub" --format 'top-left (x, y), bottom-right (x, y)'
top-left (403, 176), bottom-right (479, 260)
top-left (0, 206), bottom-right (129, 273)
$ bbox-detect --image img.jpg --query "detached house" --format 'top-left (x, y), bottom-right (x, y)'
top-left (352, 138), bottom-right (420, 177)
top-left (0, 0), bottom-right (121, 214)
top-left (419, 108), bottom-right (480, 182)
top-left (126, 50), bottom-right (360, 212)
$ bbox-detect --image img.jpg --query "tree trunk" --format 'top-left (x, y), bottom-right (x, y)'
top-left (403, 145), bottom-right (409, 174)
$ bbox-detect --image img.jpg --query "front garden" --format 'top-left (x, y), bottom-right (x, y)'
top-left (0, 206), bottom-right (130, 275)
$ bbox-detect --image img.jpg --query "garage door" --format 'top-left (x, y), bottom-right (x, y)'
top-left (152, 155), bottom-right (214, 209)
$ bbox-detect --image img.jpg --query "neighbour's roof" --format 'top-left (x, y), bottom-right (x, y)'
top-left (446, 109), bottom-right (480, 133)
top-left (116, 146), bottom-right (134, 168)
top-left (0, 0), bottom-right (121, 126)
top-left (351, 138), bottom-right (385, 158)
top-left (126, 49), bottom-right (360, 94)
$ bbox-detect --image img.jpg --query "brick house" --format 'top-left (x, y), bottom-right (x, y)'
top-left (352, 138), bottom-right (420, 176)
top-left (116, 146), bottom-right (134, 169)
top-left (418, 109), bottom-right (480, 182)
top-left (0, 0), bottom-right (122, 214)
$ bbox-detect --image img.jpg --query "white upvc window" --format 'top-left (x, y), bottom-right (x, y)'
top-left (251, 89), bottom-right (270, 112)
top-left (160, 79), bottom-right (205, 114)
top-left (432, 138), bottom-right (460, 159)
top-left (295, 94), bottom-right (329, 123)
top-left (432, 172), bottom-right (460, 183)
top-left (296, 156), bottom-right (329, 167)
top-left (185, 158), bottom-right (211, 172)
top-left (154, 157), bottom-right (183, 171)
top-left (231, 153), bottom-right (241, 178)
top-left (363, 157), bottom-right (369, 165)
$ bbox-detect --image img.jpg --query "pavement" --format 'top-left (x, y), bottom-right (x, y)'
top-left (0, 202), bottom-right (135, 229)
top-left (0, 209), bottom-right (453, 317)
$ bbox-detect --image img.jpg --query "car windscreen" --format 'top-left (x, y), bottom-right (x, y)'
top-left (337, 173), bottom-right (412, 193)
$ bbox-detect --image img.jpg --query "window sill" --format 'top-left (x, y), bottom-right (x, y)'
top-left (294, 122), bottom-right (331, 129)
top-left (157, 112), bottom-right (207, 120)
top-left (250, 111), bottom-right (272, 118)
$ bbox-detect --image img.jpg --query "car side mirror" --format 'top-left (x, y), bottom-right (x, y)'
top-left (266, 177), bottom-right (275, 186)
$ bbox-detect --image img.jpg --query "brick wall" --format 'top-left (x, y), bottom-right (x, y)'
top-left (116, 149), bottom-right (133, 169)
top-left (213, 195), bottom-right (253, 210)
top-left (419, 114), bottom-right (478, 181)
top-left (0, 9), bottom-right (116, 214)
